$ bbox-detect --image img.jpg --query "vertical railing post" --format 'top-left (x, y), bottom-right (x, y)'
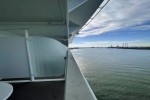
top-left (64, 49), bottom-right (69, 80)
top-left (25, 30), bottom-right (34, 81)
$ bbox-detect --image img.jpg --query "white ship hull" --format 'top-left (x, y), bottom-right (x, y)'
top-left (0, 0), bottom-right (106, 99)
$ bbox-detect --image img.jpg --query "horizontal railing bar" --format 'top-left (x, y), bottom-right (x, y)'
top-left (1, 78), bottom-right (65, 83)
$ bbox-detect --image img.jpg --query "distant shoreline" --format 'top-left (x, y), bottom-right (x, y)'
top-left (70, 47), bottom-right (150, 50)
top-left (108, 47), bottom-right (150, 50)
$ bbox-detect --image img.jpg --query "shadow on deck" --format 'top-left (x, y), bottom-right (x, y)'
top-left (8, 81), bottom-right (65, 100)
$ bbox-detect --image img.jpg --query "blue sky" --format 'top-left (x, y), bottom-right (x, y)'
top-left (70, 0), bottom-right (150, 47)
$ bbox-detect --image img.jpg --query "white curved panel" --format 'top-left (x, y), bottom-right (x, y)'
top-left (29, 37), bottom-right (68, 78)
top-left (0, 37), bottom-right (30, 78)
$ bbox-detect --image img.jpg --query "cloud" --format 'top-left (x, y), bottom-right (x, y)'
top-left (69, 40), bottom-right (150, 47)
top-left (78, 0), bottom-right (150, 37)
top-left (131, 25), bottom-right (150, 30)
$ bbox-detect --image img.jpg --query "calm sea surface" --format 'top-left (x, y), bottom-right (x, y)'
top-left (71, 48), bottom-right (150, 100)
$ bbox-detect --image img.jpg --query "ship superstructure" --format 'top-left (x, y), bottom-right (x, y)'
top-left (0, 0), bottom-right (107, 100)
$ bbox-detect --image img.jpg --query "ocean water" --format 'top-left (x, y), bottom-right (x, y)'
top-left (71, 48), bottom-right (150, 100)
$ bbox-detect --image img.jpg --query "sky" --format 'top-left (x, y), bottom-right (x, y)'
top-left (70, 0), bottom-right (150, 47)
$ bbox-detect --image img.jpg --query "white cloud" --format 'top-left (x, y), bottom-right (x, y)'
top-left (78, 0), bottom-right (150, 37)
top-left (132, 25), bottom-right (150, 30)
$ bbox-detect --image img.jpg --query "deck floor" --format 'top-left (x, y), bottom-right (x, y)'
top-left (8, 81), bottom-right (65, 100)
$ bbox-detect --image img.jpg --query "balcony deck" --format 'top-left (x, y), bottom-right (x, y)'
top-left (8, 81), bottom-right (65, 100)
